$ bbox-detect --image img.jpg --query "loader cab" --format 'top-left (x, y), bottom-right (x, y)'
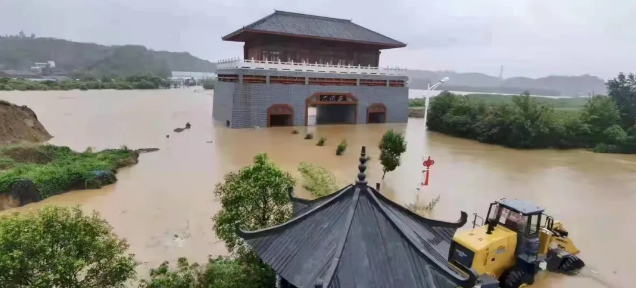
top-left (485, 199), bottom-right (544, 239)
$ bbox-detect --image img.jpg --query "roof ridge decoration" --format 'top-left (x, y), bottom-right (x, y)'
top-left (355, 146), bottom-right (368, 186)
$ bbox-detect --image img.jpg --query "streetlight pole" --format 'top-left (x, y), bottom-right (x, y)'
top-left (423, 77), bottom-right (449, 126)
top-left (416, 77), bottom-right (449, 191)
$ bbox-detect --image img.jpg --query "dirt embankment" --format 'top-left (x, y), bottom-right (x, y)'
top-left (0, 100), bottom-right (52, 145)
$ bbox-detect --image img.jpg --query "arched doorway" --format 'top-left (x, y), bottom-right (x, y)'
top-left (367, 103), bottom-right (387, 123)
top-left (305, 93), bottom-right (358, 126)
top-left (268, 104), bottom-right (294, 127)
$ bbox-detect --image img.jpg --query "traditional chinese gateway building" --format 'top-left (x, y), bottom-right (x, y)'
top-left (214, 11), bottom-right (409, 128)
top-left (237, 147), bottom-right (480, 288)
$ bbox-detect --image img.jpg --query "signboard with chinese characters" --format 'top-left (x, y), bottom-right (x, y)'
top-left (318, 94), bottom-right (348, 102)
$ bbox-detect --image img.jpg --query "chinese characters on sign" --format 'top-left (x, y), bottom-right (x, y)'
top-left (319, 94), bottom-right (347, 102)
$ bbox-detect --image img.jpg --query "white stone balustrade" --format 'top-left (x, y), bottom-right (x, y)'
top-left (216, 58), bottom-right (406, 76)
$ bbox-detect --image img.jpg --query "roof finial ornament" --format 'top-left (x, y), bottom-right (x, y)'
top-left (356, 146), bottom-right (368, 186)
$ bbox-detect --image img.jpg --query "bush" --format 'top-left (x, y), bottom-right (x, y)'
top-left (291, 129), bottom-right (299, 134)
top-left (0, 206), bottom-right (137, 287)
top-left (316, 137), bottom-right (326, 146)
top-left (336, 139), bottom-right (348, 156)
top-left (297, 162), bottom-right (338, 197)
top-left (304, 133), bottom-right (314, 140)
top-left (139, 257), bottom-right (259, 288)
top-left (0, 144), bottom-right (139, 199)
top-left (203, 79), bottom-right (215, 90)
top-left (79, 84), bottom-right (88, 90)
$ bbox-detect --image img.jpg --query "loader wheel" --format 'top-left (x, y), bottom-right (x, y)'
top-left (501, 269), bottom-right (529, 288)
top-left (558, 255), bottom-right (585, 274)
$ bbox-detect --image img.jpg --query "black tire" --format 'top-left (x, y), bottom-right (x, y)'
top-left (500, 269), bottom-right (528, 288)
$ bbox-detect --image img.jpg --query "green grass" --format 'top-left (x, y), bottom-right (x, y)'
top-left (0, 144), bottom-right (139, 199)
top-left (409, 93), bottom-right (589, 110)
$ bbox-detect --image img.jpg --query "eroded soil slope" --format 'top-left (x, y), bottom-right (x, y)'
top-left (0, 100), bottom-right (52, 145)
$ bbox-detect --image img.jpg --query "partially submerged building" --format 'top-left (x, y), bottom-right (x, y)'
top-left (237, 146), bottom-right (479, 288)
top-left (214, 11), bottom-right (409, 128)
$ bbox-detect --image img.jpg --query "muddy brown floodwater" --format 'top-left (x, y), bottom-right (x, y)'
top-left (0, 89), bottom-right (634, 287)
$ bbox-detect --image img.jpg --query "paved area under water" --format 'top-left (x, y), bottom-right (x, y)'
top-left (0, 88), bottom-right (634, 287)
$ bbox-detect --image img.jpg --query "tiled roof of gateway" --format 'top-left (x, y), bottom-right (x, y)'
top-left (222, 11), bottom-right (406, 48)
top-left (237, 147), bottom-right (478, 288)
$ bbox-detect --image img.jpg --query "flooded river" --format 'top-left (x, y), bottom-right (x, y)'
top-left (0, 89), bottom-right (634, 287)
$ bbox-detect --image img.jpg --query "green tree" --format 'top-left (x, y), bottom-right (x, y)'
top-left (606, 73), bottom-right (636, 127)
top-left (0, 206), bottom-right (137, 288)
top-left (212, 153), bottom-right (295, 287)
top-left (139, 257), bottom-right (258, 288)
top-left (378, 130), bottom-right (407, 179)
top-left (297, 162), bottom-right (338, 197)
top-left (579, 96), bottom-right (621, 144)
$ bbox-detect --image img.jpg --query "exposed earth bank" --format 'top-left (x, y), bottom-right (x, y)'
top-left (0, 99), bottom-right (158, 211)
top-left (0, 100), bottom-right (52, 145)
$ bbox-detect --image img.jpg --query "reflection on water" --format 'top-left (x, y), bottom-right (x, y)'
top-left (0, 89), bottom-right (634, 288)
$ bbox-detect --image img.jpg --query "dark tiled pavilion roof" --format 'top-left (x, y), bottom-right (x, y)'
top-left (222, 11), bottom-right (406, 49)
top-left (237, 147), bottom-right (478, 288)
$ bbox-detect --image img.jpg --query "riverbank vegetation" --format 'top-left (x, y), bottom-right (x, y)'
top-left (409, 93), bottom-right (589, 110)
top-left (0, 74), bottom-right (171, 91)
top-left (427, 73), bottom-right (636, 154)
top-left (0, 144), bottom-right (142, 203)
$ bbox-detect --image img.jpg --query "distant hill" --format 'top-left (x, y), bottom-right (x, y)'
top-left (0, 34), bottom-right (216, 78)
top-left (405, 70), bottom-right (607, 96)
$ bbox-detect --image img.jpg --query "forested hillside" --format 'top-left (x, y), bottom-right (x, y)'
top-left (0, 33), bottom-right (216, 78)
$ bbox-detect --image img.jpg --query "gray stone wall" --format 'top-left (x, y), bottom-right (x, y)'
top-left (212, 81), bottom-right (235, 126)
top-left (214, 69), bottom-right (408, 129)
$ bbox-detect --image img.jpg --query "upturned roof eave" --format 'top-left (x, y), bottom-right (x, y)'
top-left (235, 184), bottom-right (354, 240)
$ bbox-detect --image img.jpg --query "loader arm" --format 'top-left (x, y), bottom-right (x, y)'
top-left (540, 219), bottom-right (585, 274)
top-left (539, 220), bottom-right (580, 255)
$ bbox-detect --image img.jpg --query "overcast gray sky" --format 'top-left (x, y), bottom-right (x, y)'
top-left (1, 0), bottom-right (633, 79)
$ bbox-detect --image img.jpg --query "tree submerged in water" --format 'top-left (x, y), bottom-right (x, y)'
top-left (212, 153), bottom-right (294, 286)
top-left (379, 129), bottom-right (407, 179)
top-left (297, 162), bottom-right (337, 197)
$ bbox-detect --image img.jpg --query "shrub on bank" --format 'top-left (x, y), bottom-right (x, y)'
top-left (0, 74), bottom-right (171, 91)
top-left (139, 257), bottom-right (261, 288)
top-left (427, 91), bottom-right (636, 153)
top-left (0, 144), bottom-right (139, 199)
top-left (203, 79), bottom-right (215, 90)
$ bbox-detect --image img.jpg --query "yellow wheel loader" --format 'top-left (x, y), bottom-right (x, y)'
top-left (448, 198), bottom-right (585, 288)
